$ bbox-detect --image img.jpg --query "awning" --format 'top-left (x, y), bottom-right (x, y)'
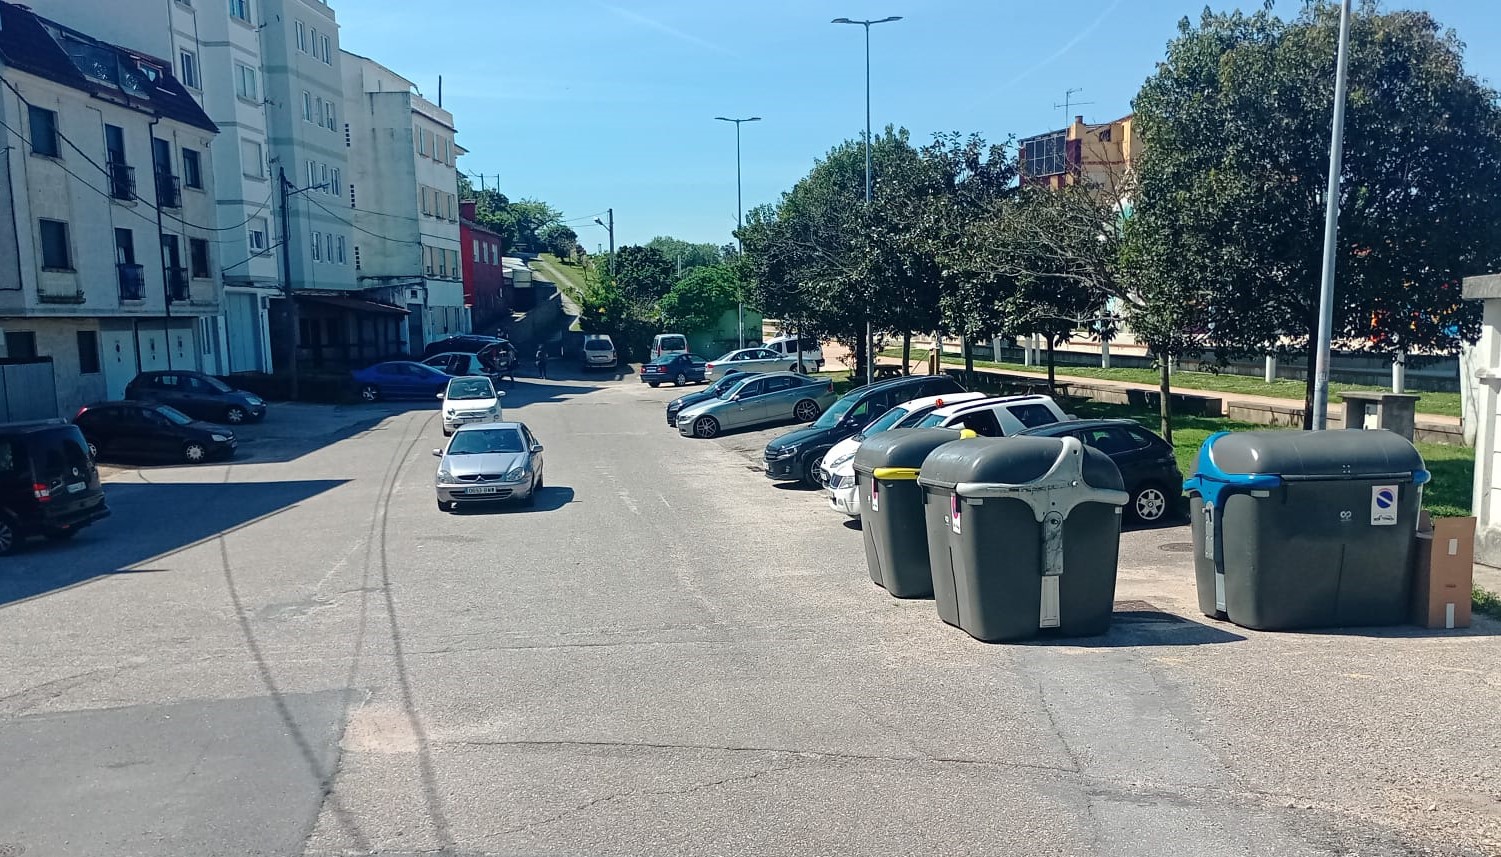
top-left (300, 296), bottom-right (409, 316)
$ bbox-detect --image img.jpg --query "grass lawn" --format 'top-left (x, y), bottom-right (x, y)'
top-left (883, 347), bottom-right (1462, 419)
top-left (537, 253), bottom-right (587, 300)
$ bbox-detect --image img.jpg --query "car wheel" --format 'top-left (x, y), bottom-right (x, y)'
top-left (692, 416), bottom-right (720, 439)
top-left (443, 428), bottom-right (453, 437)
top-left (1131, 483), bottom-right (1171, 523)
top-left (648, 382), bottom-right (660, 388)
top-left (183, 442), bottom-right (208, 464)
top-left (792, 399), bottom-right (821, 422)
top-left (360, 384), bottom-right (381, 402)
top-left (525, 477), bottom-right (538, 507)
top-left (86, 440), bottom-right (99, 459)
top-left (675, 372), bottom-right (687, 386)
top-left (802, 454), bottom-right (823, 487)
top-left (0, 515), bottom-right (17, 556)
top-left (225, 406), bottom-right (247, 425)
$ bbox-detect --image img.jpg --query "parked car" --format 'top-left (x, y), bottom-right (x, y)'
top-left (424, 352), bottom-right (509, 380)
top-left (818, 392), bottom-right (988, 516)
top-left (582, 335), bottom-right (618, 370)
top-left (439, 376), bottom-right (505, 436)
top-left (433, 421), bottom-right (545, 511)
top-left (422, 336), bottom-right (518, 373)
top-left (73, 401), bottom-right (237, 464)
top-left (641, 353), bottom-right (709, 387)
top-left (909, 394), bottom-right (1069, 436)
top-left (763, 335), bottom-right (825, 371)
top-left (352, 361), bottom-right (453, 402)
top-left (650, 333), bottom-right (689, 360)
top-left (763, 374), bottom-right (965, 486)
top-left (0, 421), bottom-right (109, 555)
top-left (665, 372), bottom-right (758, 427)
top-left (1017, 418), bottom-right (1183, 523)
top-left (705, 347), bottom-right (804, 380)
top-left (124, 370), bottom-right (267, 425)
top-left (676, 372), bottom-right (835, 439)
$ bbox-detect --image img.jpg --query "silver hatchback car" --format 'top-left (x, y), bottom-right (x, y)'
top-left (676, 371), bottom-right (836, 439)
top-left (433, 421), bottom-right (544, 511)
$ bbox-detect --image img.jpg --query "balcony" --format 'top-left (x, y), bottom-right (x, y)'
top-left (117, 262), bottom-right (145, 301)
top-left (165, 266), bottom-right (188, 302)
top-left (155, 172), bottom-right (181, 208)
top-left (107, 162), bottom-right (135, 201)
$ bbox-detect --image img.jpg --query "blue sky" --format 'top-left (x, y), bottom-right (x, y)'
top-left (338, 1), bottom-right (1501, 248)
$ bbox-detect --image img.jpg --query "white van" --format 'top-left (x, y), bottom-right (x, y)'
top-left (764, 335), bottom-right (824, 371)
top-left (651, 333), bottom-right (688, 360)
top-left (582, 334), bottom-right (617, 369)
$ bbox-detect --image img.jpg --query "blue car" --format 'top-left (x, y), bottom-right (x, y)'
top-left (353, 361), bottom-right (452, 402)
top-left (640, 353), bottom-right (708, 387)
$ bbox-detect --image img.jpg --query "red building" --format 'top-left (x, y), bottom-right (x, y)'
top-left (460, 201), bottom-right (508, 331)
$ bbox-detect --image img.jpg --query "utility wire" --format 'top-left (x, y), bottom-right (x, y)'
top-left (220, 240), bottom-right (284, 273)
top-left (305, 194), bottom-right (413, 243)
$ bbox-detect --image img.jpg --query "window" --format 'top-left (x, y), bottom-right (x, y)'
top-left (314, 96), bottom-right (324, 125)
top-left (956, 409), bottom-right (1003, 437)
top-left (424, 246), bottom-right (434, 274)
top-left (39, 219), bottom-right (71, 269)
top-left (1021, 131), bottom-right (1066, 179)
top-left (5, 331), bottom-right (37, 360)
top-left (180, 50), bottom-right (199, 88)
top-left (766, 376), bottom-right (799, 393)
top-left (330, 167), bottom-right (341, 196)
top-left (242, 139), bottom-right (264, 178)
top-left (324, 232), bottom-right (333, 262)
top-left (235, 62), bottom-right (257, 100)
top-left (27, 105), bottom-right (58, 157)
top-left (302, 91), bottom-right (313, 121)
top-left (229, 0), bottom-right (251, 22)
top-left (319, 163), bottom-right (328, 190)
top-left (295, 20), bottom-right (307, 52)
top-left (323, 100), bottom-right (335, 131)
top-left (182, 148), bottom-right (202, 189)
top-left (1008, 403), bottom-right (1061, 429)
top-left (421, 187), bottom-right (430, 215)
top-left (77, 330), bottom-right (101, 374)
top-left (473, 239), bottom-right (480, 262)
top-left (335, 235), bottom-right (346, 264)
top-left (309, 28), bottom-right (320, 58)
top-left (319, 35), bottom-right (331, 64)
top-left (447, 249), bottom-right (458, 278)
top-left (249, 218), bottom-right (268, 252)
top-left (189, 238), bottom-right (211, 278)
top-left (416, 126), bottom-right (426, 156)
top-left (310, 229), bottom-right (321, 261)
top-left (306, 160), bottom-right (316, 187)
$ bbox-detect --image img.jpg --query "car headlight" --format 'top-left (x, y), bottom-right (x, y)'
top-left (766, 447), bottom-right (796, 461)
top-left (246, 396), bottom-right (264, 406)
top-left (211, 434), bottom-right (230, 442)
top-left (437, 467), bottom-right (453, 482)
top-left (504, 465), bottom-right (528, 482)
top-left (828, 452), bottom-right (855, 469)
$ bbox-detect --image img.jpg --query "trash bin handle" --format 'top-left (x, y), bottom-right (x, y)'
top-left (872, 467), bottom-right (921, 481)
top-left (954, 437), bottom-right (1129, 521)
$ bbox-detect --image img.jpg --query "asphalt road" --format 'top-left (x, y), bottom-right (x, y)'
top-left (1, 368), bottom-right (1498, 857)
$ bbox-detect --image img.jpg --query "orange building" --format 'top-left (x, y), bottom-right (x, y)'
top-left (1018, 113), bottom-right (1137, 197)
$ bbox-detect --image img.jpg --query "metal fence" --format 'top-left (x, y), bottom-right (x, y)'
top-left (0, 359), bottom-right (58, 422)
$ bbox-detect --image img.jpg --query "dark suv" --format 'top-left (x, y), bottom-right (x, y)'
top-left (0, 421), bottom-right (109, 555)
top-left (764, 374), bottom-right (965, 486)
top-left (1017, 418), bottom-right (1183, 523)
top-left (125, 371), bottom-right (267, 425)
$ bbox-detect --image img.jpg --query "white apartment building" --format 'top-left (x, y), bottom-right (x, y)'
top-left (37, 0), bottom-right (278, 376)
top-left (341, 50), bottom-right (467, 349)
top-left (0, 2), bottom-right (225, 415)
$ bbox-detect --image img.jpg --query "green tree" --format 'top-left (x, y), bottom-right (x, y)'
top-left (613, 245), bottom-right (676, 311)
top-left (659, 265), bottom-right (740, 333)
top-left (538, 223), bottom-right (579, 260)
top-left (1132, 4), bottom-right (1501, 426)
top-left (645, 237), bottom-right (723, 274)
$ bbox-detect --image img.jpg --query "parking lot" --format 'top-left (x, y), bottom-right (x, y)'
top-left (1, 370), bottom-right (1498, 856)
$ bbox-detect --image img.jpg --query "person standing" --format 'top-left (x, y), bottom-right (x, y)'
top-left (535, 344), bottom-right (549, 380)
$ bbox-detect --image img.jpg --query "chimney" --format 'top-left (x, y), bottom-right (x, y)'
top-left (460, 200), bottom-right (476, 221)
top-left (1075, 115), bottom-right (1084, 126)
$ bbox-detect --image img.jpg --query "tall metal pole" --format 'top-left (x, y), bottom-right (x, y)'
top-left (607, 208), bottom-right (615, 281)
top-left (278, 166), bottom-right (299, 401)
top-left (1311, 0), bottom-right (1353, 430)
top-left (718, 116), bottom-right (761, 349)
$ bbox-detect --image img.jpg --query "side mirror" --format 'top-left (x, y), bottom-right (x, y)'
top-left (431, 448), bottom-right (443, 457)
top-left (435, 392), bottom-right (445, 400)
top-left (530, 443), bottom-right (544, 454)
top-left (497, 391), bottom-right (506, 398)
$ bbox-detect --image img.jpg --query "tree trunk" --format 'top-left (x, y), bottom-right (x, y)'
top-left (902, 331), bottom-right (912, 376)
top-left (962, 335), bottom-right (974, 386)
top-left (853, 331), bottom-right (865, 382)
top-left (1301, 344), bottom-right (1318, 430)
top-left (1159, 356), bottom-right (1174, 445)
top-left (1045, 334), bottom-right (1057, 392)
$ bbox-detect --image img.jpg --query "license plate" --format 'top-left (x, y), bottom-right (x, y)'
top-left (67, 482), bottom-right (86, 493)
top-left (465, 486), bottom-right (500, 495)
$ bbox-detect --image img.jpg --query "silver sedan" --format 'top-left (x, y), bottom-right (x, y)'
top-left (676, 372), bottom-right (836, 439)
top-left (433, 421), bottom-right (545, 511)
top-left (705, 347), bottom-right (802, 379)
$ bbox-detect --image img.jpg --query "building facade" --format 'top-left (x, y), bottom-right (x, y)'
top-left (35, 0), bottom-right (279, 376)
top-left (0, 2), bottom-right (224, 415)
top-left (1019, 113), bottom-right (1138, 199)
top-left (460, 200), bottom-right (507, 331)
top-left (341, 50), bottom-right (466, 353)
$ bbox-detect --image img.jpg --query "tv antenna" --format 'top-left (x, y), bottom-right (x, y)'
top-left (1054, 88), bottom-right (1094, 123)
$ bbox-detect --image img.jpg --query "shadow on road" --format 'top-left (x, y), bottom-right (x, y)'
top-left (1005, 600), bottom-right (1248, 648)
top-left (447, 486), bottom-right (576, 516)
top-left (0, 479), bottom-right (347, 607)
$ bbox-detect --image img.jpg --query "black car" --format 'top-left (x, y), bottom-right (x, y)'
top-left (125, 370), bottom-right (267, 425)
top-left (764, 374), bottom-right (965, 486)
top-left (0, 421), bottom-right (109, 555)
top-left (666, 372), bottom-right (757, 426)
top-left (73, 401), bottom-right (237, 465)
top-left (641, 353), bottom-right (709, 387)
top-left (423, 335), bottom-right (517, 367)
top-left (1017, 418), bottom-right (1183, 523)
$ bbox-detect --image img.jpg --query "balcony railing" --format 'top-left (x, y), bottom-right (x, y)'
top-left (165, 266), bottom-right (188, 302)
top-left (117, 263), bottom-right (144, 301)
top-left (107, 162), bottom-right (135, 201)
top-left (155, 172), bottom-right (181, 208)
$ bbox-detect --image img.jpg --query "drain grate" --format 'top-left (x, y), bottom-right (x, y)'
top-left (1159, 542), bottom-right (1195, 553)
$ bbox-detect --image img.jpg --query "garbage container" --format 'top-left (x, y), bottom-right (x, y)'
top-left (1183, 429), bottom-right (1430, 631)
top-left (854, 428), bottom-right (969, 598)
top-left (918, 436), bottom-right (1128, 642)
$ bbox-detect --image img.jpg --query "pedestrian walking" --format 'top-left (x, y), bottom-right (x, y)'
top-left (535, 345), bottom-right (550, 380)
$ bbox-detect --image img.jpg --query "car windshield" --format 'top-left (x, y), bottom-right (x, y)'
top-left (156, 406), bottom-right (194, 426)
top-left (447, 379), bottom-right (495, 400)
top-left (447, 428), bottom-right (525, 455)
top-left (859, 406), bottom-right (911, 437)
top-left (812, 394), bottom-right (859, 429)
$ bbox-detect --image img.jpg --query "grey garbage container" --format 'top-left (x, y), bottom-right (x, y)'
top-left (1183, 429), bottom-right (1430, 631)
top-left (854, 429), bottom-right (970, 598)
top-left (918, 436), bottom-right (1128, 642)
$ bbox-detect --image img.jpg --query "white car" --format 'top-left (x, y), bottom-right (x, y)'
top-left (764, 335), bottom-right (825, 371)
top-left (819, 392), bottom-right (986, 516)
top-left (439, 375), bottom-right (505, 436)
top-left (705, 346), bottom-right (801, 379)
top-left (821, 393), bottom-right (1068, 517)
top-left (582, 334), bottom-right (617, 369)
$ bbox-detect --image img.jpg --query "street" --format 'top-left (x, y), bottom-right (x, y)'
top-left (1, 369), bottom-right (1498, 857)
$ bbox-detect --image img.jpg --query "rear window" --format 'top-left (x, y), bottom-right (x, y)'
top-left (657, 336), bottom-right (686, 351)
top-left (585, 339), bottom-right (613, 350)
top-left (27, 429), bottom-right (89, 480)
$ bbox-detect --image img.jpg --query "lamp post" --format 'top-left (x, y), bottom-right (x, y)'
top-left (715, 115), bottom-right (760, 349)
top-left (277, 167), bottom-right (329, 401)
top-left (1311, 0), bottom-right (1353, 430)
top-left (833, 15), bottom-right (901, 386)
top-left (592, 209), bottom-right (615, 281)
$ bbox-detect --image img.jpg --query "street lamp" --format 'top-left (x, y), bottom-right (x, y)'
top-left (833, 15), bottom-right (901, 386)
top-left (715, 115), bottom-right (761, 349)
top-left (1311, 0), bottom-right (1353, 430)
top-left (277, 166), bottom-right (329, 401)
top-left (593, 209), bottom-right (615, 280)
